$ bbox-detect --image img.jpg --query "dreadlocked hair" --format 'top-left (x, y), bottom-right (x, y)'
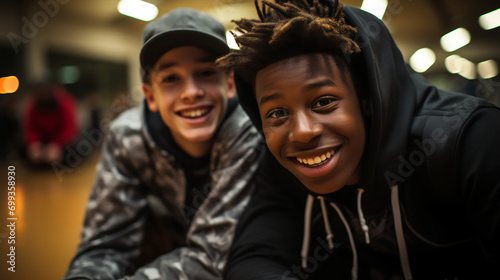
top-left (216, 0), bottom-right (361, 84)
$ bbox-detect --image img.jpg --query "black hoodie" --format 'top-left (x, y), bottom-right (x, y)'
top-left (224, 5), bottom-right (500, 280)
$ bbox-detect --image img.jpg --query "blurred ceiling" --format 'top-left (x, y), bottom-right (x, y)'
top-left (14, 0), bottom-right (500, 74)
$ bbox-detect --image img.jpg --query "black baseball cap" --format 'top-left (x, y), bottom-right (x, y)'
top-left (140, 8), bottom-right (230, 82)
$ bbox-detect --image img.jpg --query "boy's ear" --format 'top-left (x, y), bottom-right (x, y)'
top-left (143, 83), bottom-right (158, 112)
top-left (361, 98), bottom-right (373, 117)
top-left (226, 71), bottom-right (237, 99)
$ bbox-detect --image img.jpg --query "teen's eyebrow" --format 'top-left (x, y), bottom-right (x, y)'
top-left (259, 92), bottom-right (283, 107)
top-left (156, 62), bottom-right (177, 72)
top-left (156, 57), bottom-right (216, 72)
top-left (303, 79), bottom-right (336, 91)
top-left (259, 79), bottom-right (336, 106)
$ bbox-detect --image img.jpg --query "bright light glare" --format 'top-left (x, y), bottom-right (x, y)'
top-left (360, 0), bottom-right (388, 20)
top-left (226, 31), bottom-right (240, 50)
top-left (479, 8), bottom-right (500, 30)
top-left (445, 55), bottom-right (464, 74)
top-left (409, 48), bottom-right (436, 73)
top-left (0, 76), bottom-right (20, 94)
top-left (458, 58), bottom-right (476, 80)
top-left (118, 0), bottom-right (158, 22)
top-left (445, 55), bottom-right (476, 80)
top-left (477, 60), bottom-right (498, 79)
top-left (440, 28), bottom-right (471, 52)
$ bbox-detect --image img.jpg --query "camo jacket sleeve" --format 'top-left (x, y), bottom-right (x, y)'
top-left (121, 106), bottom-right (264, 280)
top-left (62, 107), bottom-right (162, 280)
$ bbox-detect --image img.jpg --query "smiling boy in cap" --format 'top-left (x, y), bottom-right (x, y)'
top-left (62, 8), bottom-right (263, 280)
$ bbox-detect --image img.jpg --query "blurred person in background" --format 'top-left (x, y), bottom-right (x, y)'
top-left (22, 81), bottom-right (79, 166)
top-left (62, 7), bottom-right (263, 280)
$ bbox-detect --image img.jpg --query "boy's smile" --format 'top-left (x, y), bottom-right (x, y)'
top-left (255, 53), bottom-right (366, 194)
top-left (177, 106), bottom-right (212, 119)
top-left (144, 46), bottom-right (236, 157)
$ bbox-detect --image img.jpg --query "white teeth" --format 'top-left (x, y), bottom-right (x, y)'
top-left (180, 108), bottom-right (209, 118)
top-left (296, 150), bottom-right (335, 166)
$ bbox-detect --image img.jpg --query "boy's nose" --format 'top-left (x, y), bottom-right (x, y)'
top-left (288, 112), bottom-right (323, 143)
top-left (180, 77), bottom-right (204, 101)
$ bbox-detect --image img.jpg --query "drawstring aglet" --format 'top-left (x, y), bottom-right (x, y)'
top-left (357, 188), bottom-right (371, 244)
top-left (326, 232), bottom-right (334, 249)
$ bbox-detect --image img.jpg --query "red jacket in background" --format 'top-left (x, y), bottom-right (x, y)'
top-left (24, 85), bottom-right (79, 147)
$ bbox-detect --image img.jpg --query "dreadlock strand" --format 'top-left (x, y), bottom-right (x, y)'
top-left (332, 0), bottom-right (344, 21)
top-left (313, 0), bottom-right (323, 16)
top-left (216, 0), bottom-right (361, 84)
top-left (261, 0), bottom-right (291, 19)
top-left (255, 0), bottom-right (266, 21)
top-left (270, 17), bottom-right (304, 45)
top-left (232, 19), bottom-right (252, 33)
top-left (297, 0), bottom-right (313, 12)
top-left (237, 34), bottom-right (270, 50)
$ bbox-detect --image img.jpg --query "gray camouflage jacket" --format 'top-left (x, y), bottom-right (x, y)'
top-left (62, 102), bottom-right (263, 280)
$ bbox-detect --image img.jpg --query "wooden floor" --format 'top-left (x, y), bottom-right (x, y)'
top-left (0, 153), bottom-right (100, 280)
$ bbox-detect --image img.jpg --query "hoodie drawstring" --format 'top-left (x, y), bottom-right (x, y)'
top-left (301, 195), bottom-right (335, 269)
top-left (357, 188), bottom-right (371, 244)
top-left (330, 201), bottom-right (359, 280)
top-left (300, 191), bottom-right (364, 280)
top-left (318, 196), bottom-right (335, 249)
top-left (300, 187), bottom-right (412, 280)
top-left (301, 194), bottom-right (315, 268)
top-left (391, 184), bottom-right (413, 280)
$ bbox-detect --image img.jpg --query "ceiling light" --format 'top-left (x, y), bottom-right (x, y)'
top-left (477, 60), bottom-right (498, 79)
top-left (118, 0), bottom-right (158, 22)
top-left (458, 58), bottom-right (476, 80)
top-left (479, 8), bottom-right (500, 30)
top-left (440, 28), bottom-right (471, 52)
top-left (360, 0), bottom-right (388, 20)
top-left (445, 54), bottom-right (464, 74)
top-left (409, 48), bottom-right (436, 73)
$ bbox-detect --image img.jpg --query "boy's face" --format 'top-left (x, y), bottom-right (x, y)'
top-left (144, 46), bottom-right (236, 157)
top-left (255, 54), bottom-right (366, 194)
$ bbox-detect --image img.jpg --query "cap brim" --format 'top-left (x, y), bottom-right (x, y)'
top-left (140, 29), bottom-right (229, 78)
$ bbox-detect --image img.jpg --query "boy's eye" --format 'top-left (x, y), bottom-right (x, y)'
top-left (162, 75), bottom-right (180, 83)
top-left (267, 108), bottom-right (288, 119)
top-left (312, 97), bottom-right (337, 110)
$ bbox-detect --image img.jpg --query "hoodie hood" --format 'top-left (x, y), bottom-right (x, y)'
top-left (229, 4), bottom-right (500, 279)
top-left (235, 5), bottom-right (429, 201)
